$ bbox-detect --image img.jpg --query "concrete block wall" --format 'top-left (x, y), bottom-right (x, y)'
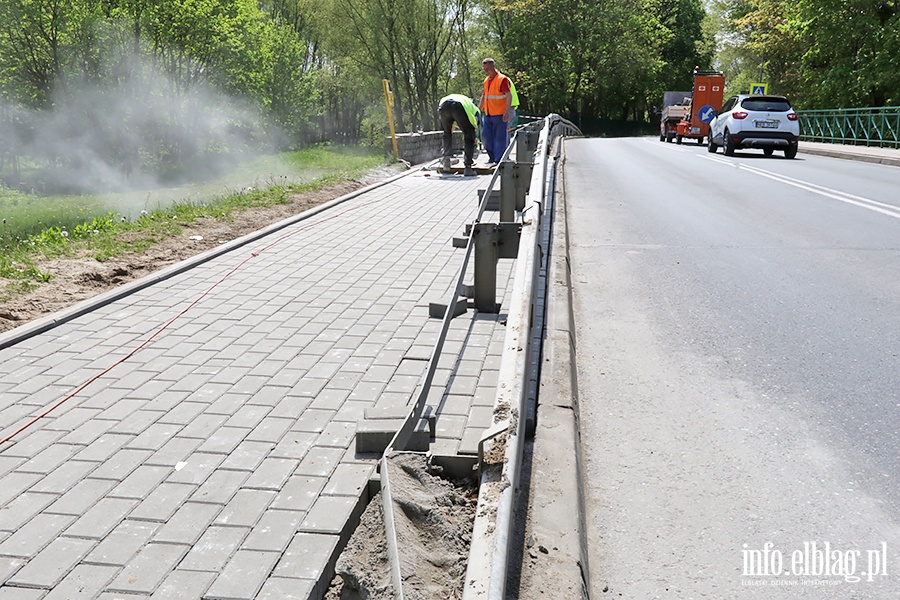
top-left (386, 131), bottom-right (463, 165)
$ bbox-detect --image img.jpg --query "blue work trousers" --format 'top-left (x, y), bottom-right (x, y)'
top-left (482, 114), bottom-right (508, 163)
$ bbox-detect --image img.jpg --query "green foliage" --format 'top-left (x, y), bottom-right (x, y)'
top-left (714, 0), bottom-right (899, 108)
top-left (492, 0), bottom-right (712, 121)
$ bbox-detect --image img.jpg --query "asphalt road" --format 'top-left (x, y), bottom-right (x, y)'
top-left (563, 137), bottom-right (900, 598)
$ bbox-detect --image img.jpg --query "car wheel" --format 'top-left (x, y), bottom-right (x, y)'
top-left (707, 135), bottom-right (717, 153)
top-left (666, 132), bottom-right (674, 143)
top-left (676, 135), bottom-right (683, 145)
top-left (660, 133), bottom-right (665, 142)
top-left (784, 145), bottom-right (797, 159)
top-left (723, 130), bottom-right (735, 156)
top-left (763, 148), bottom-right (774, 157)
top-left (697, 137), bottom-right (704, 145)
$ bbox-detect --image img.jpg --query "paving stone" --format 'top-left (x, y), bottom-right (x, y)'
top-left (204, 549), bottom-right (280, 600)
top-left (0, 556), bottom-right (25, 583)
top-left (150, 569), bottom-right (217, 600)
top-left (246, 416), bottom-right (293, 444)
top-left (219, 441), bottom-right (273, 471)
top-left (84, 519), bottom-right (159, 566)
top-left (298, 495), bottom-right (360, 536)
top-left (64, 497), bottom-right (138, 540)
top-left (18, 443), bottom-right (80, 474)
top-left (147, 436), bottom-right (204, 467)
top-left (198, 426), bottom-right (251, 455)
top-left (73, 433), bottom-right (133, 462)
top-left (153, 502), bottom-right (222, 545)
top-left (243, 457), bottom-right (296, 491)
top-left (307, 389), bottom-right (350, 411)
top-left (273, 532), bottom-right (339, 580)
top-left (88, 448), bottom-right (153, 482)
top-left (104, 410), bottom-right (164, 440)
top-left (7, 536), bottom-right (95, 589)
top-left (106, 542), bottom-right (189, 595)
top-left (321, 463), bottom-right (376, 497)
top-left (101, 399), bottom-right (152, 424)
top-left (316, 421), bottom-right (356, 449)
top-left (291, 409), bottom-right (335, 433)
top-left (159, 402), bottom-right (208, 426)
top-left (45, 477), bottom-right (116, 516)
top-left (191, 469), bottom-right (250, 505)
top-left (166, 452), bottom-right (226, 486)
top-left (333, 400), bottom-right (374, 424)
top-left (214, 489), bottom-right (276, 527)
top-left (123, 423), bottom-right (182, 453)
top-left (128, 483), bottom-right (196, 522)
top-left (0, 492), bottom-right (57, 532)
top-left (293, 446), bottom-right (344, 478)
top-left (177, 413), bottom-right (229, 440)
top-left (437, 393), bottom-right (472, 416)
top-left (45, 407), bottom-right (103, 433)
top-left (180, 526), bottom-right (250, 572)
top-left (434, 414), bottom-right (468, 439)
top-left (42, 564), bottom-right (119, 600)
top-left (57, 415), bottom-right (114, 445)
top-left (206, 393), bottom-right (251, 416)
top-left (0, 513), bottom-right (75, 558)
top-left (109, 465), bottom-right (171, 499)
top-left (270, 475), bottom-right (325, 512)
top-left (0, 586), bottom-right (43, 600)
top-left (289, 377), bottom-right (328, 398)
top-left (256, 576), bottom-right (316, 600)
top-left (224, 404), bottom-right (271, 429)
top-left (242, 509), bottom-right (305, 552)
top-left (0, 471), bottom-right (42, 506)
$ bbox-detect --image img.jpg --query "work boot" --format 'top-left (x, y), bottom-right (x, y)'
top-left (463, 167), bottom-right (477, 177)
top-left (441, 156), bottom-right (451, 172)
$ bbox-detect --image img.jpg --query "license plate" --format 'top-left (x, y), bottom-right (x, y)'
top-left (755, 120), bottom-right (778, 129)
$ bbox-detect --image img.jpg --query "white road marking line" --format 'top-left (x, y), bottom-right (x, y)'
top-left (699, 156), bottom-right (900, 220)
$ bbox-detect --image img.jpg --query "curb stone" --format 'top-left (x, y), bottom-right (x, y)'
top-left (518, 139), bottom-right (590, 598)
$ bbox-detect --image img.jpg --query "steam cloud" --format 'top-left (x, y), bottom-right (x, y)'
top-left (1, 55), bottom-right (282, 197)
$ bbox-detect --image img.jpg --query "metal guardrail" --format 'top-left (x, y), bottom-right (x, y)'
top-left (378, 114), bottom-right (580, 600)
top-left (462, 114), bottom-right (581, 600)
top-left (799, 106), bottom-right (899, 148)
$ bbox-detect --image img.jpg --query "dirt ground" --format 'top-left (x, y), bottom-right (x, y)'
top-left (0, 166), bottom-right (405, 335)
top-left (326, 453), bottom-right (477, 600)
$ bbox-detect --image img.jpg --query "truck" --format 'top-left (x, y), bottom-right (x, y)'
top-left (674, 68), bottom-right (725, 145)
top-left (659, 91), bottom-right (691, 143)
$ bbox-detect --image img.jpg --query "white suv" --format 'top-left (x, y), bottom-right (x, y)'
top-left (708, 95), bottom-right (800, 159)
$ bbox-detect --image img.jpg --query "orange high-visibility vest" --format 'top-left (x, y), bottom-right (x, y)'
top-left (482, 73), bottom-right (510, 116)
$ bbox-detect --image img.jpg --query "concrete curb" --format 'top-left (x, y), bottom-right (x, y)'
top-left (801, 142), bottom-right (900, 167)
top-left (0, 164), bottom-right (422, 351)
top-left (521, 140), bottom-right (590, 598)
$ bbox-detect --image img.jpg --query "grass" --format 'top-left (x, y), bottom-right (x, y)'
top-left (0, 145), bottom-right (389, 301)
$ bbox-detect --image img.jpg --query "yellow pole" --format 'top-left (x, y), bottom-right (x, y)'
top-left (383, 79), bottom-right (400, 160)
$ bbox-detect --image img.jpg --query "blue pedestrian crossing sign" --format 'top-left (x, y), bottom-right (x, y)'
top-left (751, 83), bottom-right (768, 95)
top-left (698, 105), bottom-right (716, 123)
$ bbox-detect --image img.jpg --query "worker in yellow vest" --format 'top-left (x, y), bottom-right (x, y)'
top-left (438, 94), bottom-right (480, 176)
top-left (508, 80), bottom-right (520, 133)
top-left (479, 58), bottom-right (512, 165)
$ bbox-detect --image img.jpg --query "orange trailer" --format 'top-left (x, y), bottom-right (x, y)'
top-left (676, 68), bottom-right (725, 145)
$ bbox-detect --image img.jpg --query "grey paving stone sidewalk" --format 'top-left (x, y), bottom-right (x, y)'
top-left (0, 169), bottom-right (515, 600)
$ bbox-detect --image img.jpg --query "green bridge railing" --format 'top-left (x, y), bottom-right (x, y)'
top-left (799, 106), bottom-right (899, 148)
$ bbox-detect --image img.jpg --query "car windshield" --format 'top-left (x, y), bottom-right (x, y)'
top-left (741, 98), bottom-right (791, 112)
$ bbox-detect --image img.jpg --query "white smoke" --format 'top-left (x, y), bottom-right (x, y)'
top-left (2, 54), bottom-right (283, 197)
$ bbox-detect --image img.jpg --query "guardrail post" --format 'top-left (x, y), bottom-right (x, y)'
top-left (499, 161), bottom-right (516, 222)
top-left (473, 223), bottom-right (499, 312)
top-left (472, 223), bottom-right (522, 313)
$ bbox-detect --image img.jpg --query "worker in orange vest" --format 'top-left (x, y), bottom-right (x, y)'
top-left (479, 58), bottom-right (512, 165)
